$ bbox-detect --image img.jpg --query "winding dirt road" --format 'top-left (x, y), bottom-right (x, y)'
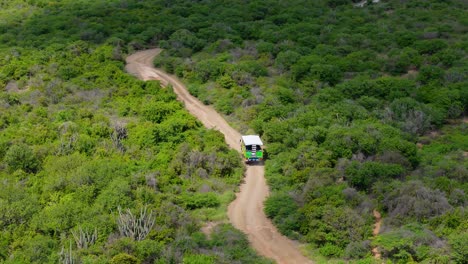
top-left (125, 49), bottom-right (312, 264)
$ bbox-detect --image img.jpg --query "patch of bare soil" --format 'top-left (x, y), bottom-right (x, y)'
top-left (401, 69), bottom-right (419, 79)
top-left (200, 221), bottom-right (219, 239)
top-left (5, 81), bottom-right (30, 93)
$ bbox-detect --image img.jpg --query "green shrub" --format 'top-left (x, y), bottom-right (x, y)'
top-left (8, 235), bottom-right (58, 263)
top-left (141, 101), bottom-right (179, 123)
top-left (319, 243), bottom-right (343, 257)
top-left (4, 144), bottom-right (39, 173)
top-left (182, 254), bottom-right (216, 264)
top-left (209, 224), bottom-right (272, 263)
top-left (217, 75), bottom-right (236, 89)
top-left (345, 161), bottom-right (405, 191)
top-left (413, 39), bottom-right (448, 55)
top-left (238, 60), bottom-right (268, 77)
top-left (449, 232), bottom-right (468, 264)
top-left (417, 65), bottom-right (444, 85)
top-left (110, 253), bottom-right (139, 264)
top-left (182, 193), bottom-right (220, 210)
top-left (344, 241), bottom-right (371, 259)
top-left (375, 223), bottom-right (449, 262)
top-left (264, 193), bottom-right (301, 235)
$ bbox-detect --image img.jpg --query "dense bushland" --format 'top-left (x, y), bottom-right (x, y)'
top-left (1, 0), bottom-right (467, 263)
top-left (0, 42), bottom-right (274, 263)
top-left (150, 0), bottom-right (467, 262)
top-left (0, 1), bottom-right (274, 263)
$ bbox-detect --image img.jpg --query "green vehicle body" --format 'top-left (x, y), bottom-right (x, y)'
top-left (240, 135), bottom-right (264, 163)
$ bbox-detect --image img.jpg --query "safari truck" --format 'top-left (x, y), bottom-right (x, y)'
top-left (240, 135), bottom-right (264, 163)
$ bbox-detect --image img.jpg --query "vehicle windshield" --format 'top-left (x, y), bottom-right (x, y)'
top-left (245, 145), bottom-right (261, 151)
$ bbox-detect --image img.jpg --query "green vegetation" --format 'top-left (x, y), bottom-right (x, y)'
top-left (0, 1), bottom-right (273, 263)
top-left (151, 0), bottom-right (467, 262)
top-left (1, 0), bottom-right (466, 263)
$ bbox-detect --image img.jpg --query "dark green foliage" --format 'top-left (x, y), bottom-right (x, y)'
top-left (4, 144), bottom-right (39, 173)
top-left (166, 29), bottom-right (205, 57)
top-left (275, 50), bottom-right (301, 72)
top-left (299, 184), bottom-right (373, 253)
top-left (264, 193), bottom-right (302, 236)
top-left (413, 39), bottom-right (448, 55)
top-left (386, 48), bottom-right (421, 75)
top-left (193, 59), bottom-right (225, 82)
top-left (418, 65), bottom-right (445, 84)
top-left (338, 77), bottom-right (417, 101)
top-left (345, 161), bottom-right (405, 191)
top-left (309, 64), bottom-right (343, 86)
top-left (327, 0), bottom-right (353, 8)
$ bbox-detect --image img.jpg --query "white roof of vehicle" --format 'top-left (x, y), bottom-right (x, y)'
top-left (241, 135), bottom-right (263, 146)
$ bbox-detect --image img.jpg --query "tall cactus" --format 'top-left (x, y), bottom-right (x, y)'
top-left (71, 227), bottom-right (98, 249)
top-left (111, 122), bottom-right (127, 152)
top-left (117, 206), bottom-right (155, 241)
top-left (59, 241), bottom-right (78, 264)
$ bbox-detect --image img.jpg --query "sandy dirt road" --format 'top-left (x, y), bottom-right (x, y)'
top-left (372, 210), bottom-right (382, 260)
top-left (125, 49), bottom-right (313, 264)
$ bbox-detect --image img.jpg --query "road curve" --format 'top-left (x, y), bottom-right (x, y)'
top-left (125, 48), bottom-right (313, 264)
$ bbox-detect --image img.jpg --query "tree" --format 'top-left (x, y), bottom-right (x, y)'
top-left (275, 50), bottom-right (301, 72)
top-left (345, 161), bottom-right (404, 191)
top-left (417, 65), bottom-right (444, 85)
top-left (4, 144), bottom-right (39, 173)
top-left (167, 29), bottom-right (205, 57)
top-left (217, 74), bottom-right (236, 89)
